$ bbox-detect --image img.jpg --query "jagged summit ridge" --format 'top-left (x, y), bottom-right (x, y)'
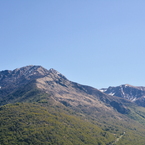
top-left (100, 84), bottom-right (145, 106)
top-left (12, 65), bottom-right (49, 77)
top-left (0, 65), bottom-right (45, 79)
top-left (48, 68), bottom-right (67, 80)
top-left (0, 65), bottom-right (67, 93)
top-left (48, 68), bottom-right (60, 74)
top-left (0, 65), bottom-right (66, 80)
top-left (0, 65), bottom-right (55, 96)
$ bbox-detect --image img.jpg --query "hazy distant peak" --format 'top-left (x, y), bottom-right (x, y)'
top-left (105, 84), bottom-right (133, 89)
top-left (121, 84), bottom-right (133, 87)
top-left (119, 84), bottom-right (141, 90)
top-left (100, 84), bottom-right (145, 104)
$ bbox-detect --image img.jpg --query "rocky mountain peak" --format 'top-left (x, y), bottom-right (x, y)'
top-left (48, 68), bottom-right (61, 75)
top-left (12, 65), bottom-right (49, 77)
top-left (47, 68), bottom-right (67, 80)
top-left (121, 84), bottom-right (137, 89)
top-left (0, 65), bottom-right (68, 94)
top-left (0, 65), bottom-right (51, 95)
top-left (100, 84), bottom-right (145, 105)
top-left (0, 70), bottom-right (12, 80)
top-left (0, 65), bottom-right (133, 115)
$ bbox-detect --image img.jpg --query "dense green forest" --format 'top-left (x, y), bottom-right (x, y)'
top-left (0, 103), bottom-right (115, 145)
top-left (1, 102), bottom-right (145, 144)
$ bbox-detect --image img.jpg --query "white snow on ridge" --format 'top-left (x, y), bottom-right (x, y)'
top-left (109, 93), bottom-right (115, 96)
top-left (131, 97), bottom-right (137, 102)
top-left (121, 87), bottom-right (125, 96)
top-left (100, 89), bottom-right (107, 92)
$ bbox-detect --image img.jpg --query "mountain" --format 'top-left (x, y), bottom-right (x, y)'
top-left (100, 84), bottom-right (145, 107)
top-left (0, 65), bottom-right (50, 97)
top-left (0, 65), bottom-right (130, 115)
top-left (2, 65), bottom-right (145, 144)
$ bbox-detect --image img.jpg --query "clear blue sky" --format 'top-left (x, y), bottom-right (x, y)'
top-left (1, 0), bottom-right (145, 89)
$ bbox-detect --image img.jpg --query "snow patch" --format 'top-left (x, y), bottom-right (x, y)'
top-left (109, 93), bottom-right (115, 96)
top-left (131, 97), bottom-right (137, 102)
top-left (121, 86), bottom-right (125, 96)
top-left (100, 89), bottom-right (106, 92)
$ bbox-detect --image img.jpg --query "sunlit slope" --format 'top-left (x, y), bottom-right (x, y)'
top-left (0, 103), bottom-right (115, 145)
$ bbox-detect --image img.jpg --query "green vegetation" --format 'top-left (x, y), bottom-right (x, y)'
top-left (1, 102), bottom-right (145, 145)
top-left (0, 82), bottom-right (45, 105)
top-left (0, 103), bottom-right (115, 145)
top-left (2, 83), bottom-right (145, 144)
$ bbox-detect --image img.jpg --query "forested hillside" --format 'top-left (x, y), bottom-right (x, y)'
top-left (1, 66), bottom-right (145, 144)
top-left (0, 103), bottom-right (115, 145)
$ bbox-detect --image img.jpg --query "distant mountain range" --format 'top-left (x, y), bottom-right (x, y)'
top-left (100, 84), bottom-right (145, 107)
top-left (1, 65), bottom-right (145, 144)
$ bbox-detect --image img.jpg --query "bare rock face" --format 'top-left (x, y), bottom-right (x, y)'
top-left (0, 65), bottom-right (50, 97)
top-left (0, 65), bottom-right (49, 85)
